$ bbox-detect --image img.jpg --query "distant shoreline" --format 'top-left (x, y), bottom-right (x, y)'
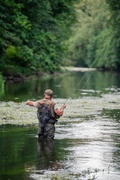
top-left (63, 66), bottom-right (96, 72)
top-left (2, 67), bottom-right (96, 82)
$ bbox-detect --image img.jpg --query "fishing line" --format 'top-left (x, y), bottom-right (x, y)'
top-left (64, 48), bottom-right (104, 103)
top-left (64, 34), bottom-right (113, 104)
top-left (78, 38), bottom-right (112, 93)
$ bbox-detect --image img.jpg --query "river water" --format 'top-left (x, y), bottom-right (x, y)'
top-left (0, 69), bottom-right (120, 180)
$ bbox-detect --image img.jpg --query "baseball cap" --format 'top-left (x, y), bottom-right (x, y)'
top-left (44, 89), bottom-right (53, 96)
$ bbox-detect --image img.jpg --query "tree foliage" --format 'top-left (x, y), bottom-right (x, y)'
top-left (0, 0), bottom-right (76, 76)
top-left (67, 0), bottom-right (120, 70)
top-left (105, 0), bottom-right (120, 69)
top-left (1, 0), bottom-right (120, 76)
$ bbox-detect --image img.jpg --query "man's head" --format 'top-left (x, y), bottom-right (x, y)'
top-left (44, 89), bottom-right (53, 98)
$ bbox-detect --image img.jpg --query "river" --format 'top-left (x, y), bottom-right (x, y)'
top-left (0, 69), bottom-right (120, 180)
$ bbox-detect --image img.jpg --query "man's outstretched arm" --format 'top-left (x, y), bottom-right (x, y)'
top-left (26, 100), bottom-right (34, 106)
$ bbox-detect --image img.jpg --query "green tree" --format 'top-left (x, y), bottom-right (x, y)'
top-left (105, 0), bottom-right (120, 69)
top-left (0, 0), bottom-right (32, 75)
top-left (0, 0), bottom-right (77, 76)
top-left (67, 0), bottom-right (120, 70)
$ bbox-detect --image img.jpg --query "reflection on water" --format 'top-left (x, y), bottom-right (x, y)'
top-left (0, 70), bottom-right (120, 180)
top-left (0, 70), bottom-right (120, 101)
top-left (58, 118), bottom-right (120, 179)
top-left (36, 139), bottom-right (64, 171)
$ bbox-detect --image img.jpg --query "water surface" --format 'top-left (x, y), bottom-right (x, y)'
top-left (0, 70), bottom-right (120, 180)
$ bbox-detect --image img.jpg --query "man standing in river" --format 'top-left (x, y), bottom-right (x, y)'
top-left (26, 89), bottom-right (66, 140)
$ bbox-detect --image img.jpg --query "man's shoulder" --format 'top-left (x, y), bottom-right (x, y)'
top-left (36, 99), bottom-right (55, 107)
top-left (46, 99), bottom-right (55, 106)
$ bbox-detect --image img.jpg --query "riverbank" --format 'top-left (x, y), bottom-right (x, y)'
top-left (1, 67), bottom-right (96, 82)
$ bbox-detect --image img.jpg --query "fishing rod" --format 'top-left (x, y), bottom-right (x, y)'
top-left (63, 34), bottom-right (113, 105)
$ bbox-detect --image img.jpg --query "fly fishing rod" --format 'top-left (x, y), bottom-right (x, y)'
top-left (62, 34), bottom-right (113, 105)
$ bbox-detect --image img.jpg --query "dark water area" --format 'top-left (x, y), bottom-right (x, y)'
top-left (0, 125), bottom-right (75, 180)
top-left (0, 70), bottom-right (120, 180)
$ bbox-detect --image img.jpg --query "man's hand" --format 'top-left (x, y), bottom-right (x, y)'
top-left (26, 100), bottom-right (34, 106)
top-left (55, 104), bottom-right (66, 117)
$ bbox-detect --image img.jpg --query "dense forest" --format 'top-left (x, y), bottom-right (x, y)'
top-left (0, 0), bottom-right (76, 77)
top-left (68, 0), bottom-right (120, 70)
top-left (0, 0), bottom-right (120, 78)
